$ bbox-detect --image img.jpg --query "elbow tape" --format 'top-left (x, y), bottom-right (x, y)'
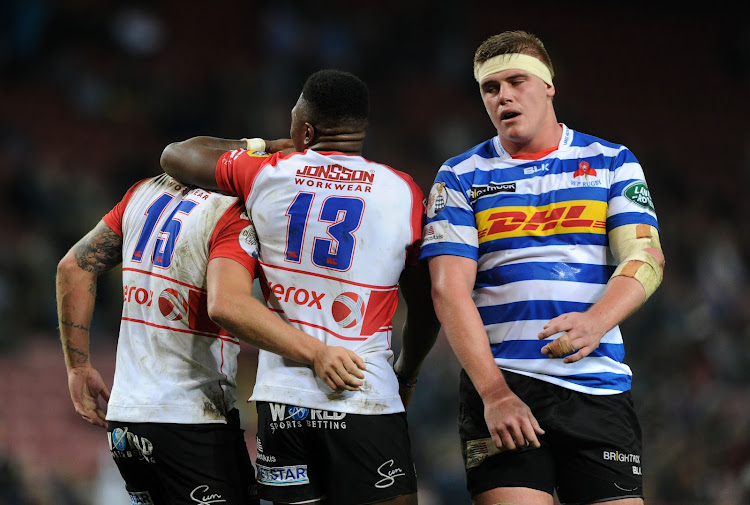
top-left (609, 224), bottom-right (663, 300)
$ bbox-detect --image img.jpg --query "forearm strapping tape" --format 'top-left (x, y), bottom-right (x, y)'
top-left (609, 224), bottom-right (663, 300)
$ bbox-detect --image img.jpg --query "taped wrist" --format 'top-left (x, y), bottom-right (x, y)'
top-left (241, 137), bottom-right (266, 152)
top-left (609, 224), bottom-right (663, 300)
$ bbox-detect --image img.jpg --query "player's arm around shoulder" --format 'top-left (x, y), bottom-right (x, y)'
top-left (160, 136), bottom-right (239, 190)
top-left (205, 257), bottom-right (365, 392)
top-left (160, 136), bottom-right (295, 190)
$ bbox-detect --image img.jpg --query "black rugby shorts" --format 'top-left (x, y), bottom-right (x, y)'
top-left (107, 409), bottom-right (258, 505)
top-left (459, 369), bottom-right (643, 504)
top-left (254, 401), bottom-right (417, 505)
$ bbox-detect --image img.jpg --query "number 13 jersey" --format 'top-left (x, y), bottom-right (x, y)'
top-left (215, 149), bottom-right (425, 415)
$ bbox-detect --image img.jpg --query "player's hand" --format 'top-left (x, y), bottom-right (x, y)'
top-left (265, 138), bottom-right (295, 153)
top-left (67, 366), bottom-right (110, 428)
top-left (483, 388), bottom-right (544, 451)
top-left (392, 366), bottom-right (418, 410)
top-left (538, 311), bottom-right (606, 363)
top-left (313, 346), bottom-right (366, 392)
top-left (397, 383), bottom-right (415, 410)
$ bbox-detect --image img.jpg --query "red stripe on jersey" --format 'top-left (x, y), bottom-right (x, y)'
top-left (123, 267), bottom-right (206, 292)
top-left (121, 317), bottom-right (239, 343)
top-left (266, 308), bottom-right (393, 342)
top-left (260, 261), bottom-right (399, 290)
top-left (361, 289), bottom-right (399, 337)
top-left (185, 289), bottom-right (224, 336)
top-left (284, 318), bottom-right (368, 341)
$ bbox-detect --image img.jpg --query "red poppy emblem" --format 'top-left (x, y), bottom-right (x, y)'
top-left (573, 160), bottom-right (597, 178)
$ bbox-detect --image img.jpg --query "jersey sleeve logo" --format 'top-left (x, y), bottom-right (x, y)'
top-left (622, 182), bottom-right (654, 211)
top-left (239, 223), bottom-right (260, 259)
top-left (426, 182), bottom-right (447, 218)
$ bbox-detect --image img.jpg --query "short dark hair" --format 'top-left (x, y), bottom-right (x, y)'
top-left (301, 69), bottom-right (369, 130)
top-left (474, 30), bottom-right (555, 80)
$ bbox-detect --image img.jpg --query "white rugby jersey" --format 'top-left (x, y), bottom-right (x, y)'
top-left (420, 124), bottom-right (659, 395)
top-left (215, 149), bottom-right (424, 415)
top-left (103, 174), bottom-right (259, 423)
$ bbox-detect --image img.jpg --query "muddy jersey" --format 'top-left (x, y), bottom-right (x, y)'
top-left (103, 173), bottom-right (259, 423)
top-left (215, 149), bottom-right (424, 415)
top-left (420, 124), bottom-right (659, 395)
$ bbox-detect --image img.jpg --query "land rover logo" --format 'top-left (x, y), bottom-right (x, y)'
top-left (623, 182), bottom-right (654, 211)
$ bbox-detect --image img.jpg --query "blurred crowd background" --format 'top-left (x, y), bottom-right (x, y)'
top-left (1, 1), bottom-right (749, 504)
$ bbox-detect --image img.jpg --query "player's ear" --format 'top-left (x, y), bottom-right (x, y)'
top-left (546, 83), bottom-right (555, 99)
top-left (303, 122), bottom-right (315, 147)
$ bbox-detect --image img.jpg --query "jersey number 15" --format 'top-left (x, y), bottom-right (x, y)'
top-left (132, 193), bottom-right (197, 268)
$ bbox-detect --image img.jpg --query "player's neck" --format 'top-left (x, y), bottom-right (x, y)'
top-left (500, 122), bottom-right (562, 157)
top-left (310, 131), bottom-right (365, 154)
top-left (310, 141), bottom-right (363, 154)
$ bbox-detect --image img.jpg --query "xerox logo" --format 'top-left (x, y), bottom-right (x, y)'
top-left (123, 285), bottom-right (154, 306)
top-left (332, 292), bottom-right (365, 328)
top-left (267, 282), bottom-right (325, 309)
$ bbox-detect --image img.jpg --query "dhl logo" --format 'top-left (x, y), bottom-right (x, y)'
top-left (477, 200), bottom-right (607, 242)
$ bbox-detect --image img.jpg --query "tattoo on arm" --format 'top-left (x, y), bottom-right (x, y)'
top-left (64, 343), bottom-right (90, 365)
top-left (73, 222), bottom-right (123, 274)
top-left (59, 319), bottom-right (89, 332)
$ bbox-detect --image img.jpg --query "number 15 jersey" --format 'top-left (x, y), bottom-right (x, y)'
top-left (215, 149), bottom-right (425, 415)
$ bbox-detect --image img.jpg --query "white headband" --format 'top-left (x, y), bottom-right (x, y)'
top-left (474, 53), bottom-right (553, 86)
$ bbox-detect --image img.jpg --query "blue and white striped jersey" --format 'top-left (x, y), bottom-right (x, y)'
top-left (420, 124), bottom-right (659, 395)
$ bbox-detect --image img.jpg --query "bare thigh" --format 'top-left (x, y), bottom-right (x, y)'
top-left (473, 487), bottom-right (554, 505)
top-left (273, 492), bottom-right (417, 505)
